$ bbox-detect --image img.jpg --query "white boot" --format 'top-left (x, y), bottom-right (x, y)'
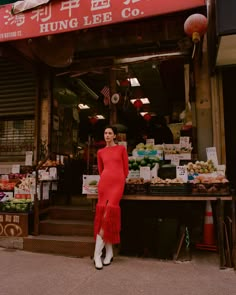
top-left (103, 243), bottom-right (113, 266)
top-left (94, 235), bottom-right (105, 270)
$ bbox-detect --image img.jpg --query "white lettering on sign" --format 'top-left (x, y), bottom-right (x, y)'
top-left (40, 18), bottom-right (78, 33)
top-left (13, 215), bottom-right (20, 224)
top-left (123, 0), bottom-right (142, 4)
top-left (91, 0), bottom-right (111, 11)
top-left (60, 0), bottom-right (80, 18)
top-left (121, 0), bottom-right (144, 19)
top-left (4, 10), bottom-right (25, 27)
top-left (31, 4), bottom-right (52, 22)
top-left (176, 166), bottom-right (188, 183)
top-left (121, 7), bottom-right (143, 18)
top-left (83, 12), bottom-right (112, 26)
top-left (0, 32), bottom-right (18, 39)
top-left (5, 215), bottom-right (12, 223)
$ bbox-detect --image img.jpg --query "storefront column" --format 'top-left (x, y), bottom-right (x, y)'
top-left (210, 72), bottom-right (226, 164)
top-left (38, 70), bottom-right (52, 161)
top-left (109, 69), bottom-right (117, 125)
top-left (194, 36), bottom-right (213, 160)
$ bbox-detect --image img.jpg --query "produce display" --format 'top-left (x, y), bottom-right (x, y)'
top-left (150, 177), bottom-right (185, 185)
top-left (163, 144), bottom-right (192, 154)
top-left (191, 175), bottom-right (230, 195)
top-left (126, 177), bottom-right (147, 184)
top-left (0, 199), bottom-right (33, 213)
top-left (128, 156), bottom-right (161, 171)
top-left (186, 160), bottom-right (216, 174)
top-left (125, 178), bottom-right (149, 195)
top-left (132, 143), bottom-right (163, 157)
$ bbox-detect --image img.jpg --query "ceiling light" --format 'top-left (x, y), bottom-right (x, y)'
top-left (140, 112), bottom-right (148, 116)
top-left (140, 112), bottom-right (157, 117)
top-left (78, 104), bottom-right (90, 109)
top-left (130, 98), bottom-right (150, 104)
top-left (96, 115), bottom-right (105, 119)
top-left (128, 78), bottom-right (140, 87)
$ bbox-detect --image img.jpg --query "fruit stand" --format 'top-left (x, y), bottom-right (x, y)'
top-left (0, 176), bottom-right (34, 237)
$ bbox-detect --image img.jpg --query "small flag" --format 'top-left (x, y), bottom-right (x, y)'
top-left (100, 86), bottom-right (110, 106)
top-left (100, 85), bottom-right (110, 98)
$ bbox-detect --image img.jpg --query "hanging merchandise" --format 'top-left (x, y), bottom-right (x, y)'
top-left (143, 113), bottom-right (152, 122)
top-left (111, 93), bottom-right (120, 104)
top-left (89, 117), bottom-right (98, 125)
top-left (100, 85), bottom-right (111, 106)
top-left (133, 99), bottom-right (143, 112)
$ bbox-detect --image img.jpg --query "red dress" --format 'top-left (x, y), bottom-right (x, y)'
top-left (94, 145), bottom-right (129, 244)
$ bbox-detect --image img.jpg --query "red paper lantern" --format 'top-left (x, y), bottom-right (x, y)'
top-left (184, 14), bottom-right (208, 43)
top-left (133, 99), bottom-right (143, 110)
top-left (120, 79), bottom-right (130, 87)
top-left (143, 113), bottom-right (152, 122)
top-left (89, 116), bottom-right (98, 125)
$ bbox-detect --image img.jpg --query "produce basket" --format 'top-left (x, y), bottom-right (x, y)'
top-left (0, 200), bottom-right (33, 213)
top-left (191, 182), bottom-right (230, 195)
top-left (148, 183), bottom-right (192, 196)
top-left (124, 183), bottom-right (149, 195)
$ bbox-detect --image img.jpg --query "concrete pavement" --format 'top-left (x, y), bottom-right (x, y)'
top-left (0, 248), bottom-right (236, 295)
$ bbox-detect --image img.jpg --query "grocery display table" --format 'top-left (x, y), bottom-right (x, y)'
top-left (87, 194), bottom-right (235, 269)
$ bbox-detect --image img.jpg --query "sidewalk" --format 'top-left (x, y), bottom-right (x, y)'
top-left (0, 248), bottom-right (236, 295)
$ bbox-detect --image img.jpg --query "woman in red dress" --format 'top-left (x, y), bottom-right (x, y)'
top-left (93, 126), bottom-right (129, 270)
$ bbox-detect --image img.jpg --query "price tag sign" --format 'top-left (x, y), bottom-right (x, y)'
top-left (171, 155), bottom-right (180, 166)
top-left (217, 165), bottom-right (226, 176)
top-left (176, 166), bottom-right (188, 183)
top-left (206, 147), bottom-right (218, 167)
top-left (140, 166), bottom-right (151, 181)
top-left (146, 138), bottom-right (155, 145)
top-left (179, 136), bottom-right (190, 147)
top-left (49, 167), bottom-right (57, 179)
top-left (12, 164), bottom-right (20, 174)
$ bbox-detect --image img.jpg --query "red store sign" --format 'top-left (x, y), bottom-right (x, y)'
top-left (0, 0), bottom-right (205, 42)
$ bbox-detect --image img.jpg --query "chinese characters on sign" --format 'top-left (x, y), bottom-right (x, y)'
top-left (0, 0), bottom-right (205, 41)
top-left (0, 213), bottom-right (28, 237)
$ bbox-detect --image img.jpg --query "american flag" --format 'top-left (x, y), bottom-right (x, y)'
top-left (100, 85), bottom-right (110, 99)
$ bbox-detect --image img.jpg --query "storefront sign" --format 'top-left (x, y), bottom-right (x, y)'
top-left (0, 213), bottom-right (28, 237)
top-left (0, 0), bottom-right (205, 42)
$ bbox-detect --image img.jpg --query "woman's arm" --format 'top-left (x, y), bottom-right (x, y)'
top-left (122, 146), bottom-right (129, 178)
top-left (97, 150), bottom-right (104, 175)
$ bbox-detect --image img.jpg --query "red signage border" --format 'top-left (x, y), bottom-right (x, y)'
top-left (0, 0), bottom-right (205, 42)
